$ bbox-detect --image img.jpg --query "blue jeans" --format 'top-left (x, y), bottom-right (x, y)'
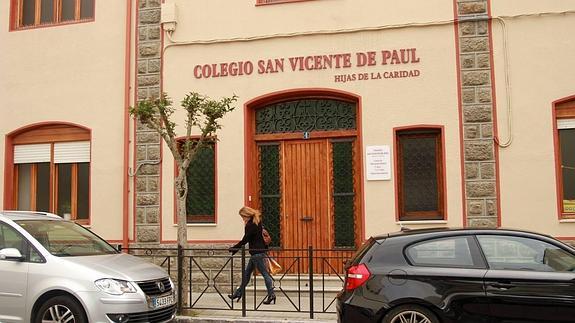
top-left (235, 253), bottom-right (274, 297)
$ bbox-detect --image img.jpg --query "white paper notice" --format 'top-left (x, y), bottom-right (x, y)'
top-left (366, 145), bottom-right (391, 180)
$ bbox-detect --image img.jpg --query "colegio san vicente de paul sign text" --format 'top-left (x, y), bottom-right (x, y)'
top-left (192, 48), bottom-right (421, 83)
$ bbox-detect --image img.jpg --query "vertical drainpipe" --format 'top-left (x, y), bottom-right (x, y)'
top-left (123, 0), bottom-right (133, 250)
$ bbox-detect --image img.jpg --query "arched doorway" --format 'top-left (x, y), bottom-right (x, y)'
top-left (245, 89), bottom-right (364, 272)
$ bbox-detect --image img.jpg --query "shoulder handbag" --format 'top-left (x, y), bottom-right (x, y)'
top-left (266, 256), bottom-right (282, 275)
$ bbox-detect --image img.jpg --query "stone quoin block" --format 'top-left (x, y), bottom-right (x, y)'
top-left (480, 162), bottom-right (496, 179)
top-left (467, 200), bottom-right (484, 216)
top-left (146, 208), bottom-right (160, 224)
top-left (461, 37), bottom-right (489, 53)
top-left (139, 10), bottom-right (161, 24)
top-left (481, 124), bottom-right (493, 138)
top-left (462, 88), bottom-right (476, 103)
top-left (139, 164), bottom-right (160, 176)
top-left (459, 2), bottom-right (487, 15)
top-left (137, 194), bottom-right (159, 206)
top-left (467, 217), bottom-right (497, 228)
top-left (464, 105), bottom-right (492, 122)
top-left (139, 43), bottom-right (160, 57)
top-left (465, 163), bottom-right (479, 179)
top-left (467, 182), bottom-right (496, 197)
top-left (465, 125), bottom-right (479, 139)
top-left (137, 227), bottom-right (159, 242)
top-left (147, 145), bottom-right (161, 160)
top-left (465, 141), bottom-right (494, 160)
top-left (462, 70), bottom-right (490, 86)
top-left (137, 132), bottom-right (160, 144)
top-left (137, 74), bottom-right (160, 87)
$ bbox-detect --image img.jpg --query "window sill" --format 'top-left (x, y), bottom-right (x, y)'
top-left (11, 18), bottom-right (94, 32)
top-left (173, 223), bottom-right (217, 227)
top-left (559, 219), bottom-right (575, 223)
top-left (396, 220), bottom-right (448, 225)
top-left (256, 0), bottom-right (315, 6)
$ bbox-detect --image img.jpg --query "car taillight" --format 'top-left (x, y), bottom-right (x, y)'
top-left (345, 263), bottom-right (371, 291)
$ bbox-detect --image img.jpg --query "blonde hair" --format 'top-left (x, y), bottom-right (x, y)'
top-left (239, 206), bottom-right (261, 225)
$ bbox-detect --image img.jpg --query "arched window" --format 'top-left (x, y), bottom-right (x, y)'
top-left (5, 123), bottom-right (91, 223)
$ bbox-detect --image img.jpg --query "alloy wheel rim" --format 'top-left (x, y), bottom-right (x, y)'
top-left (390, 310), bottom-right (432, 323)
top-left (42, 304), bottom-right (76, 323)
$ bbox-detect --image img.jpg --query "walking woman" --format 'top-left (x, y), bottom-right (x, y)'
top-left (228, 206), bottom-right (276, 304)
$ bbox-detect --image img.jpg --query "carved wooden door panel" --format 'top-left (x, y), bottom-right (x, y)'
top-left (281, 139), bottom-right (331, 272)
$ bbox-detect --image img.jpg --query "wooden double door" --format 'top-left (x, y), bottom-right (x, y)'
top-left (256, 138), bottom-right (360, 273)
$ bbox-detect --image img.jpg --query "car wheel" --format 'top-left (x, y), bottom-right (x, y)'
top-left (383, 305), bottom-right (439, 323)
top-left (35, 295), bottom-right (87, 323)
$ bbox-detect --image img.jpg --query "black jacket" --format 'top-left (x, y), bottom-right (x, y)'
top-left (230, 219), bottom-right (267, 255)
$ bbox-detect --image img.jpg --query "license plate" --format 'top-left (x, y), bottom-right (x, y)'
top-left (151, 294), bottom-right (175, 309)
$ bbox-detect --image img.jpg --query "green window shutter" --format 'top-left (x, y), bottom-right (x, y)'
top-left (332, 140), bottom-right (355, 248)
top-left (258, 143), bottom-right (281, 248)
top-left (186, 144), bottom-right (215, 222)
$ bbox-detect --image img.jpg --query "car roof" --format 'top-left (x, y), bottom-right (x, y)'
top-left (0, 211), bottom-right (63, 221)
top-left (373, 227), bottom-right (554, 240)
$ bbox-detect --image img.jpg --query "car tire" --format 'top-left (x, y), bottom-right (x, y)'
top-left (382, 304), bottom-right (440, 323)
top-left (34, 295), bottom-right (87, 323)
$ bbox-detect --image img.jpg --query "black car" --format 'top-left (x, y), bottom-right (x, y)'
top-left (336, 228), bottom-right (575, 323)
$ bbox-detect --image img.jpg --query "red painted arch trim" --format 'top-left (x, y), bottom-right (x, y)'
top-left (122, 0), bottom-right (133, 250)
top-left (6, 121), bottom-right (91, 138)
top-left (393, 125), bottom-right (448, 222)
top-left (244, 88), bottom-right (366, 241)
top-left (552, 94), bottom-right (575, 220)
top-left (486, 0), bottom-right (502, 227)
top-left (131, 1), bottom-right (140, 245)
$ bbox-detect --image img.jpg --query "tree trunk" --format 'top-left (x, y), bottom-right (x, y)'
top-left (175, 167), bottom-right (188, 248)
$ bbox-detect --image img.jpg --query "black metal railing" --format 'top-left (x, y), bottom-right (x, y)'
top-left (124, 245), bottom-right (355, 319)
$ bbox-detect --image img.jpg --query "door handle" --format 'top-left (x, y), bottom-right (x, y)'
top-left (489, 282), bottom-right (513, 289)
top-left (300, 216), bottom-right (313, 221)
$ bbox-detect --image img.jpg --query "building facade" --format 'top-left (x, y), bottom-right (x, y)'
top-left (2, 0), bottom-right (575, 250)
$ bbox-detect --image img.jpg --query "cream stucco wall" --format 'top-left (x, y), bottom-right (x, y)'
top-left (0, 1), bottom-right (132, 240)
top-left (167, 0), bottom-right (455, 42)
top-left (161, 0), bottom-right (462, 242)
top-left (490, 2), bottom-right (575, 236)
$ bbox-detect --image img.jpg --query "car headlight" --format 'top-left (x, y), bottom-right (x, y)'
top-left (95, 278), bottom-right (137, 295)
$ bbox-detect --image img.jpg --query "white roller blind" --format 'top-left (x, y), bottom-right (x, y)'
top-left (14, 144), bottom-right (51, 164)
top-left (54, 141), bottom-right (91, 163)
top-left (558, 119), bottom-right (575, 130)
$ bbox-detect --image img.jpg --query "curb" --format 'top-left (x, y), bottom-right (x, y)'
top-left (175, 316), bottom-right (336, 323)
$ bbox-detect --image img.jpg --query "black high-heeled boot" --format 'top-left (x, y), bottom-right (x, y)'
top-left (228, 291), bottom-right (241, 302)
top-left (263, 294), bottom-right (276, 305)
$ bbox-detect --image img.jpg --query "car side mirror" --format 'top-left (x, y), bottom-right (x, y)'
top-left (0, 248), bottom-right (24, 261)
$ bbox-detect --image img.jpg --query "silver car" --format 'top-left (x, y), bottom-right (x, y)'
top-left (0, 211), bottom-right (176, 323)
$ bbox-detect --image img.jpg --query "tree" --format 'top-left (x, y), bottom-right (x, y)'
top-left (130, 92), bottom-right (237, 248)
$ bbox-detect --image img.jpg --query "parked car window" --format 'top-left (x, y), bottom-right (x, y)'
top-left (406, 236), bottom-right (476, 267)
top-left (477, 235), bottom-right (575, 272)
top-left (16, 220), bottom-right (117, 257)
top-left (0, 222), bottom-right (42, 263)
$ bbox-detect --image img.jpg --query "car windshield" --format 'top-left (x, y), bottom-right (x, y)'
top-left (15, 220), bottom-right (117, 257)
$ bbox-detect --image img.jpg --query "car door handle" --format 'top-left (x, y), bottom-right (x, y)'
top-left (489, 282), bottom-right (514, 289)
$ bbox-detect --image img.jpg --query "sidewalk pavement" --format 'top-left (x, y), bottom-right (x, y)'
top-left (172, 292), bottom-right (338, 323)
top-left (175, 314), bottom-right (336, 323)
